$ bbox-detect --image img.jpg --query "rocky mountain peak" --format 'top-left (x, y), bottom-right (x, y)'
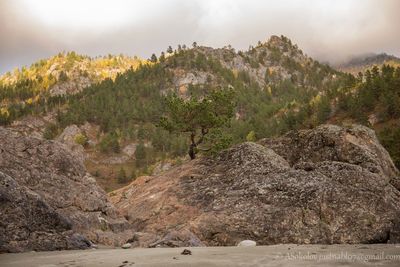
top-left (265, 35), bottom-right (286, 47)
top-left (263, 35), bottom-right (298, 53)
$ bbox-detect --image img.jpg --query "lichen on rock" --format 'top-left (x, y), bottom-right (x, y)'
top-left (0, 127), bottom-right (133, 252)
top-left (111, 124), bottom-right (400, 246)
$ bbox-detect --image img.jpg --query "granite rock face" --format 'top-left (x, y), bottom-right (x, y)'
top-left (259, 124), bottom-right (399, 182)
top-left (111, 124), bottom-right (400, 246)
top-left (55, 124), bottom-right (86, 162)
top-left (0, 171), bottom-right (91, 252)
top-left (0, 127), bottom-right (133, 252)
top-left (2, 124), bottom-right (399, 251)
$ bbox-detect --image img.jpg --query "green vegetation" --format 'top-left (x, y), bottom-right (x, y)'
top-left (332, 65), bottom-right (400, 167)
top-left (0, 52), bottom-right (143, 124)
top-left (379, 127), bottom-right (400, 168)
top-left (0, 37), bottom-right (347, 163)
top-left (43, 123), bottom-right (61, 140)
top-left (74, 133), bottom-right (88, 146)
top-left (135, 142), bottom-right (147, 167)
top-left (246, 131), bottom-right (256, 142)
top-left (160, 88), bottom-right (235, 159)
top-left (117, 167), bottom-right (129, 184)
top-left (2, 36), bottom-right (400, 170)
top-left (98, 132), bottom-right (120, 153)
top-left (53, 43), bottom-right (342, 163)
top-left (336, 65), bottom-right (400, 122)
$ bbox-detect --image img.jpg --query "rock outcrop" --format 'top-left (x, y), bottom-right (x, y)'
top-left (9, 113), bottom-right (56, 138)
top-left (49, 77), bottom-right (92, 96)
top-left (110, 124), bottom-right (400, 247)
top-left (56, 125), bottom-right (86, 162)
top-left (0, 127), bottom-right (133, 252)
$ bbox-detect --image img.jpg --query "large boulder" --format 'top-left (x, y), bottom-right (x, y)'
top-left (0, 172), bottom-right (91, 252)
top-left (110, 124), bottom-right (400, 246)
top-left (0, 127), bottom-right (133, 252)
top-left (259, 124), bottom-right (399, 183)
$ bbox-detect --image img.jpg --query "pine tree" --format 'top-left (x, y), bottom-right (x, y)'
top-left (135, 142), bottom-right (147, 167)
top-left (167, 46), bottom-right (173, 54)
top-left (150, 54), bottom-right (157, 63)
top-left (160, 88), bottom-right (235, 159)
top-left (159, 52), bottom-right (166, 63)
top-left (117, 167), bottom-right (128, 184)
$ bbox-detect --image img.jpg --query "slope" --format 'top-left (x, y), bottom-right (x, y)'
top-left (0, 52), bottom-right (143, 124)
top-left (2, 35), bottom-right (399, 190)
top-left (336, 53), bottom-right (400, 75)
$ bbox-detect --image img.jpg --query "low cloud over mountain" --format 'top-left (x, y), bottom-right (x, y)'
top-left (1, 0), bottom-right (399, 73)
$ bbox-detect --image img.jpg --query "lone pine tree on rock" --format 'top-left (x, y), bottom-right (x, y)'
top-left (160, 88), bottom-right (235, 159)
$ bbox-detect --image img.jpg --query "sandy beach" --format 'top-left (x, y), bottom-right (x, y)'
top-left (1, 244), bottom-right (400, 267)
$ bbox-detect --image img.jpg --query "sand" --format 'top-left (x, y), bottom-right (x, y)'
top-left (1, 244), bottom-right (400, 267)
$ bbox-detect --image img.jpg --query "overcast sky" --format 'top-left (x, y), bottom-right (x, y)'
top-left (1, 0), bottom-right (399, 74)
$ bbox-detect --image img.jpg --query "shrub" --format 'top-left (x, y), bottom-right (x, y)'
top-left (98, 133), bottom-right (120, 153)
top-left (117, 167), bottom-right (129, 184)
top-left (246, 131), bottom-right (256, 142)
top-left (43, 123), bottom-right (60, 140)
top-left (74, 133), bottom-right (88, 146)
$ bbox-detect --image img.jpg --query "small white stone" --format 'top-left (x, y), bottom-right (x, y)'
top-left (121, 243), bottom-right (132, 249)
top-left (237, 240), bottom-right (257, 247)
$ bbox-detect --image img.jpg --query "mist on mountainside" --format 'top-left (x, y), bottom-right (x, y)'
top-left (1, 0), bottom-right (400, 74)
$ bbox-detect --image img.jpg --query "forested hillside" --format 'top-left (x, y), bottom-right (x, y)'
top-left (49, 36), bottom-right (358, 186)
top-left (0, 52), bottom-right (143, 124)
top-left (54, 38), bottom-right (346, 151)
top-left (59, 36), bottom-right (347, 135)
top-left (1, 35), bottom-right (399, 190)
top-left (333, 65), bottom-right (400, 167)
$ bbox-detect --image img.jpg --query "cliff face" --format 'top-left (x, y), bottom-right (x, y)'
top-left (110, 124), bottom-right (400, 247)
top-left (0, 127), bottom-right (133, 252)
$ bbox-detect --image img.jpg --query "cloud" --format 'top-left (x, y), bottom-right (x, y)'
top-left (1, 0), bottom-right (399, 73)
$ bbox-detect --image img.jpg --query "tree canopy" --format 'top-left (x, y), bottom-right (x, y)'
top-left (160, 88), bottom-right (235, 159)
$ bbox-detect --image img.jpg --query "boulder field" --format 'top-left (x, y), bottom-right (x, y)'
top-left (1, 124), bottom-right (400, 252)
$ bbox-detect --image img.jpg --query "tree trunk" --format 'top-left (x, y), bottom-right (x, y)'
top-left (188, 129), bottom-right (209, 160)
top-left (189, 132), bottom-right (196, 160)
top-left (189, 143), bottom-right (196, 160)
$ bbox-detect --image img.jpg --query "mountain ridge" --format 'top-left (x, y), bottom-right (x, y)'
top-left (335, 52), bottom-right (400, 74)
top-left (1, 35), bottom-right (399, 190)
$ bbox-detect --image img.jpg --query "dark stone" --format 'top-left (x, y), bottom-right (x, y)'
top-left (181, 249), bottom-right (192, 255)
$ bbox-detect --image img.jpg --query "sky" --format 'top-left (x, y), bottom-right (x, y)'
top-left (1, 0), bottom-right (399, 74)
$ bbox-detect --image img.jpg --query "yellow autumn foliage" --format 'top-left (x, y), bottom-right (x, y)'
top-left (0, 107), bottom-right (10, 117)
